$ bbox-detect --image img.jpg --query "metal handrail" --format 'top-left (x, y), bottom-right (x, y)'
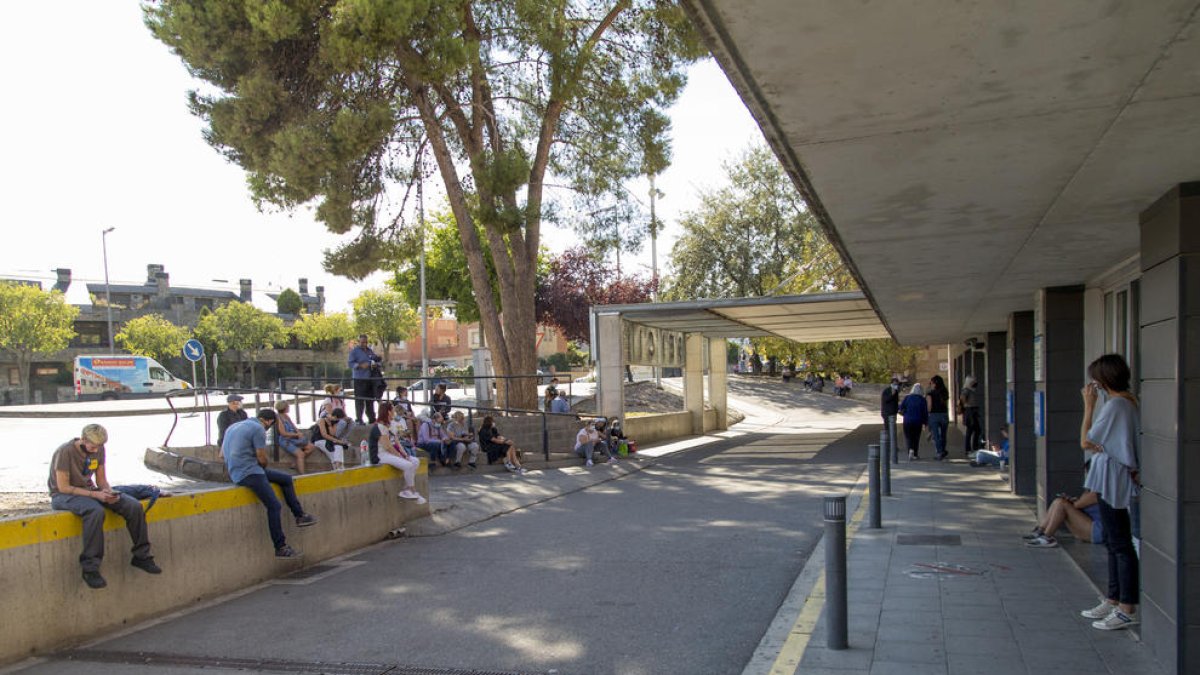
top-left (276, 372), bottom-right (585, 410)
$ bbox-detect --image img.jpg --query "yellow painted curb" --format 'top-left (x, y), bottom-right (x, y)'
top-left (0, 462), bottom-right (426, 552)
top-left (768, 489), bottom-right (869, 675)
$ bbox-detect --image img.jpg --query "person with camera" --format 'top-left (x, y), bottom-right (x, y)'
top-left (348, 334), bottom-right (383, 424)
top-left (49, 423), bottom-right (162, 589)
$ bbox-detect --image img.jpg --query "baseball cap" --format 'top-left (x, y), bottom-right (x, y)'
top-left (227, 394), bottom-right (244, 403)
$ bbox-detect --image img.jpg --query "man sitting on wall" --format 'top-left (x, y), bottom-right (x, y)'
top-left (49, 423), bottom-right (162, 589)
top-left (215, 394), bottom-right (248, 453)
top-left (222, 409), bottom-right (318, 558)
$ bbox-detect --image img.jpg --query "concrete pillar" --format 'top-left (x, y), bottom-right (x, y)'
top-left (985, 331), bottom-right (1006, 447)
top-left (708, 337), bottom-right (728, 431)
top-left (595, 313), bottom-right (625, 422)
top-left (1137, 182), bottom-right (1200, 673)
top-left (1033, 286), bottom-right (1086, 516)
top-left (1007, 312), bottom-right (1036, 496)
top-left (684, 334), bottom-right (705, 434)
top-left (972, 349), bottom-right (987, 442)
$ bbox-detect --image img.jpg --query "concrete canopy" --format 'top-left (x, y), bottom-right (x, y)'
top-left (596, 291), bottom-right (890, 342)
top-left (682, 1), bottom-right (1200, 344)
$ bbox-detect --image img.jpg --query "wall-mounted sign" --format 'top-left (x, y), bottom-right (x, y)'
top-left (623, 322), bottom-right (686, 367)
top-left (1033, 390), bottom-right (1045, 437)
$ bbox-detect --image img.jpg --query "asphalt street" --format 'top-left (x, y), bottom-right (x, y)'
top-left (9, 379), bottom-right (880, 675)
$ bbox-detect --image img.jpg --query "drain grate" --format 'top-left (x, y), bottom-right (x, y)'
top-left (896, 534), bottom-right (961, 546)
top-left (57, 649), bottom-right (542, 675)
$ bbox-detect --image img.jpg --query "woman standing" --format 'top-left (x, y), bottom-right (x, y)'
top-left (926, 375), bottom-right (951, 460)
top-left (1078, 354), bottom-right (1140, 630)
top-left (958, 376), bottom-right (982, 457)
top-left (370, 403), bottom-right (426, 503)
top-left (899, 383), bottom-right (929, 460)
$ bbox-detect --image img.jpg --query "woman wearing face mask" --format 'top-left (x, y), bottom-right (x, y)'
top-left (926, 375), bottom-right (950, 460)
top-left (1078, 354), bottom-right (1140, 631)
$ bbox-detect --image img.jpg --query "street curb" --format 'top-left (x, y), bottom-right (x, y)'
top-left (742, 464), bottom-right (870, 675)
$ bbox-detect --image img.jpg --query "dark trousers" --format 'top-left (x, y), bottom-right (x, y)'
top-left (1096, 498), bottom-right (1139, 606)
top-left (419, 441), bottom-right (447, 465)
top-left (903, 422), bottom-right (923, 456)
top-left (238, 469), bottom-right (305, 550)
top-left (51, 493), bottom-right (151, 572)
top-left (352, 379), bottom-right (376, 423)
top-left (963, 407), bottom-right (982, 455)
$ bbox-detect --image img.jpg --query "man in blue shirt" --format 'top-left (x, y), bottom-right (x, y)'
top-left (222, 409), bottom-right (318, 558)
top-left (348, 334), bottom-right (383, 424)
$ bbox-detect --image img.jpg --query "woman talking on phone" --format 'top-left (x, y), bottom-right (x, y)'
top-left (1078, 354), bottom-right (1140, 631)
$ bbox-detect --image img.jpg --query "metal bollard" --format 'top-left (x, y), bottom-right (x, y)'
top-left (886, 414), bottom-right (899, 463)
top-left (867, 444), bottom-right (882, 529)
top-left (824, 494), bottom-right (848, 650)
top-left (880, 430), bottom-right (892, 496)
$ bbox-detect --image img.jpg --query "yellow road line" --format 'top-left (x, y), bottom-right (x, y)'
top-left (0, 463), bottom-right (425, 552)
top-left (768, 489), bottom-right (869, 675)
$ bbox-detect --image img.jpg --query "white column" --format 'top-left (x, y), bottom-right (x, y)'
top-left (595, 313), bottom-right (625, 423)
top-left (708, 337), bottom-right (728, 430)
top-left (684, 334), bottom-right (705, 434)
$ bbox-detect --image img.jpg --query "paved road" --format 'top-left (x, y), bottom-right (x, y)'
top-left (11, 383), bottom-right (880, 675)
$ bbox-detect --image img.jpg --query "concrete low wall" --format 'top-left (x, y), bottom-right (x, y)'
top-left (626, 409), bottom-right (718, 446)
top-left (0, 465), bottom-right (429, 665)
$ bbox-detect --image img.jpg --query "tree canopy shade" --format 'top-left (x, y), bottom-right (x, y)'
top-left (352, 288), bottom-right (418, 367)
top-left (0, 283), bottom-right (78, 402)
top-left (276, 288), bottom-right (303, 315)
top-left (114, 314), bottom-right (191, 362)
top-left (535, 247), bottom-right (653, 344)
top-left (145, 0), bottom-right (704, 406)
top-left (195, 301), bottom-right (287, 386)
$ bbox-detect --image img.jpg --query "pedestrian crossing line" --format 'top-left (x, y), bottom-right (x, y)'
top-left (767, 488), bottom-right (869, 675)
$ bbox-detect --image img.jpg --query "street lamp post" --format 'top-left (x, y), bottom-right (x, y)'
top-left (102, 227), bottom-right (115, 354)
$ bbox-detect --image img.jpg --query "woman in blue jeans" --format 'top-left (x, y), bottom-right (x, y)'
top-left (1078, 354), bottom-right (1140, 631)
top-left (926, 375), bottom-right (950, 460)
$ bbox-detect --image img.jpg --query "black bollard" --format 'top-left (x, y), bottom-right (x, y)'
top-left (880, 430), bottom-right (892, 496)
top-left (867, 444), bottom-right (882, 529)
top-left (886, 414), bottom-right (899, 463)
top-left (824, 494), bottom-right (848, 650)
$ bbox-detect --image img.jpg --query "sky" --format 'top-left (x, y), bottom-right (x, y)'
top-left (0, 2), bottom-right (764, 314)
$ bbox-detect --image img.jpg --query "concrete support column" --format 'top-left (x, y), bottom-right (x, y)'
top-left (1007, 312), bottom-right (1036, 496)
top-left (1137, 182), bottom-right (1200, 673)
top-left (595, 313), bottom-right (625, 422)
top-left (985, 331), bottom-right (1007, 448)
top-left (684, 334), bottom-right (705, 434)
top-left (707, 337), bottom-right (728, 431)
top-left (1034, 286), bottom-right (1086, 516)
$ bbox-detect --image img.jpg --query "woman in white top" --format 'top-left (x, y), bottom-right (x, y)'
top-left (320, 383), bottom-right (346, 419)
top-left (370, 403), bottom-right (425, 503)
top-left (1078, 353), bottom-right (1140, 631)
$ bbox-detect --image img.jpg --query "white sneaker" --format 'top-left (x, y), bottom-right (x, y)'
top-left (398, 489), bottom-right (420, 500)
top-left (517, 467), bottom-right (526, 474)
top-left (1093, 609), bottom-right (1138, 630)
top-left (415, 495), bottom-right (427, 505)
top-left (1080, 599), bottom-right (1118, 619)
top-left (1025, 534), bottom-right (1058, 548)
top-left (908, 450), bottom-right (916, 460)
top-left (585, 459), bottom-right (594, 467)
top-left (607, 457), bottom-right (618, 464)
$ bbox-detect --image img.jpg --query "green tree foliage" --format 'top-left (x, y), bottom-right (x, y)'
top-left (291, 311), bottom-right (357, 352)
top-left (195, 301), bottom-right (287, 386)
top-left (276, 288), bottom-right (303, 315)
top-left (0, 283), bottom-right (78, 401)
top-left (389, 208), bottom-right (499, 325)
top-left (352, 289), bottom-right (418, 367)
top-left (114, 314), bottom-right (191, 362)
top-left (664, 144), bottom-right (853, 300)
top-left (145, 1), bottom-right (704, 408)
top-left (755, 338), bottom-right (921, 383)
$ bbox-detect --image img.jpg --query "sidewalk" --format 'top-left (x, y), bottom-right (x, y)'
top-left (754, 455), bottom-right (1166, 675)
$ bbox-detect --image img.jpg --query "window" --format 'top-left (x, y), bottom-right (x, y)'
top-left (468, 330), bottom-right (481, 348)
top-left (8, 368), bottom-right (20, 385)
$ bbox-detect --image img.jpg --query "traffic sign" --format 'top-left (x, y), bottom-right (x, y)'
top-left (183, 339), bottom-right (205, 362)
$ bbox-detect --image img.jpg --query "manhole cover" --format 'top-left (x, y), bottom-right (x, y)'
top-left (905, 561), bottom-right (985, 579)
top-left (897, 534), bottom-right (961, 546)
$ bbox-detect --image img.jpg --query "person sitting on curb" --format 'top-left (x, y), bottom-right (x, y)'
top-left (215, 393), bottom-right (248, 453)
top-left (446, 410), bottom-right (480, 469)
top-left (312, 407), bottom-right (350, 470)
top-left (49, 423), bottom-right (162, 589)
top-left (1025, 490), bottom-right (1104, 548)
top-left (370, 403), bottom-right (426, 504)
top-left (222, 409), bottom-right (318, 558)
top-left (417, 412), bottom-right (452, 471)
top-left (574, 418), bottom-right (602, 467)
top-left (972, 429), bottom-right (1010, 468)
top-left (273, 400), bottom-right (316, 474)
top-left (478, 415), bottom-right (526, 474)
top-left (550, 389), bottom-right (571, 414)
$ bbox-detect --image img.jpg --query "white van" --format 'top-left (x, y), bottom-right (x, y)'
top-left (74, 355), bottom-right (191, 400)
